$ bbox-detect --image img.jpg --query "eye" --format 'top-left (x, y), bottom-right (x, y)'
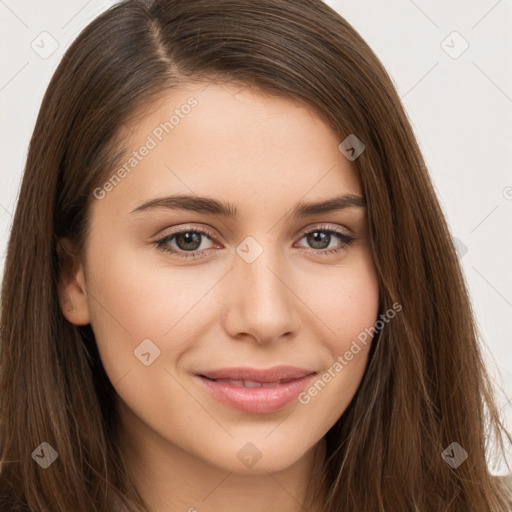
top-left (154, 224), bottom-right (356, 259)
top-left (295, 224), bottom-right (356, 256)
top-left (154, 227), bottom-right (218, 259)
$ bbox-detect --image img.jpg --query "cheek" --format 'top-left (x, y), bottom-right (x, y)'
top-left (83, 236), bottom-right (224, 380)
top-left (313, 252), bottom-right (380, 352)
top-left (297, 254), bottom-right (379, 417)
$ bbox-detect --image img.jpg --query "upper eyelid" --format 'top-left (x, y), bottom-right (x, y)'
top-left (155, 224), bottom-right (217, 243)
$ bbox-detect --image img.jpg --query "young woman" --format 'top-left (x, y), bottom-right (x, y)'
top-left (1, 0), bottom-right (511, 511)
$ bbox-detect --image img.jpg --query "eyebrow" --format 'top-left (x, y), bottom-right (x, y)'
top-left (130, 193), bottom-right (366, 218)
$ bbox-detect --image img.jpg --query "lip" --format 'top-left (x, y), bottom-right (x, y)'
top-left (195, 365), bottom-right (316, 414)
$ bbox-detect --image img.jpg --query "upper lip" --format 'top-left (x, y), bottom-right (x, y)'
top-left (197, 365), bottom-right (316, 383)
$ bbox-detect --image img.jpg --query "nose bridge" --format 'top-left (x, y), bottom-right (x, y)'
top-left (225, 234), bottom-right (299, 343)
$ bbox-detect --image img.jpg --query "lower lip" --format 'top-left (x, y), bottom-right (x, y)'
top-left (196, 374), bottom-right (316, 414)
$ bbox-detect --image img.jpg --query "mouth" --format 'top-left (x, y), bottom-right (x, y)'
top-left (200, 376), bottom-right (300, 388)
top-left (195, 366), bottom-right (316, 414)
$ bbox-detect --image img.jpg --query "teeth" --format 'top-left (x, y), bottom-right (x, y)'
top-left (214, 378), bottom-right (283, 388)
top-left (243, 380), bottom-right (262, 388)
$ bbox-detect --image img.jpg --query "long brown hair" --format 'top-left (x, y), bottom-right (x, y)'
top-left (1, 0), bottom-right (511, 510)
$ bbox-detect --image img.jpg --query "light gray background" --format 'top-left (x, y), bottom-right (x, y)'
top-left (1, 0), bottom-right (511, 474)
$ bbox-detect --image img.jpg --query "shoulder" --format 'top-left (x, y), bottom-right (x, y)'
top-left (496, 473), bottom-right (512, 488)
top-left (495, 473), bottom-right (512, 503)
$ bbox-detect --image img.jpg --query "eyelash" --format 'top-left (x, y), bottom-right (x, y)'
top-left (154, 224), bottom-right (356, 260)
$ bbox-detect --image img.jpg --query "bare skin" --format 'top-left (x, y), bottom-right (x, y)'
top-left (59, 81), bottom-right (380, 512)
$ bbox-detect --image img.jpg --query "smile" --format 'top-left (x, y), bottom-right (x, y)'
top-left (195, 366), bottom-right (317, 414)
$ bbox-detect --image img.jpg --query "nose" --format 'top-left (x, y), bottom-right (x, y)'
top-left (222, 238), bottom-right (300, 345)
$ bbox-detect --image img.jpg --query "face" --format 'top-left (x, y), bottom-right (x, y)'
top-left (60, 81), bottom-right (379, 476)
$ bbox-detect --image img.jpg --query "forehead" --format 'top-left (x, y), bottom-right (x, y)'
top-left (93, 82), bottom-right (363, 217)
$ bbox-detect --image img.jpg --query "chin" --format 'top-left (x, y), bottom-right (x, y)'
top-left (200, 436), bottom-right (318, 475)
